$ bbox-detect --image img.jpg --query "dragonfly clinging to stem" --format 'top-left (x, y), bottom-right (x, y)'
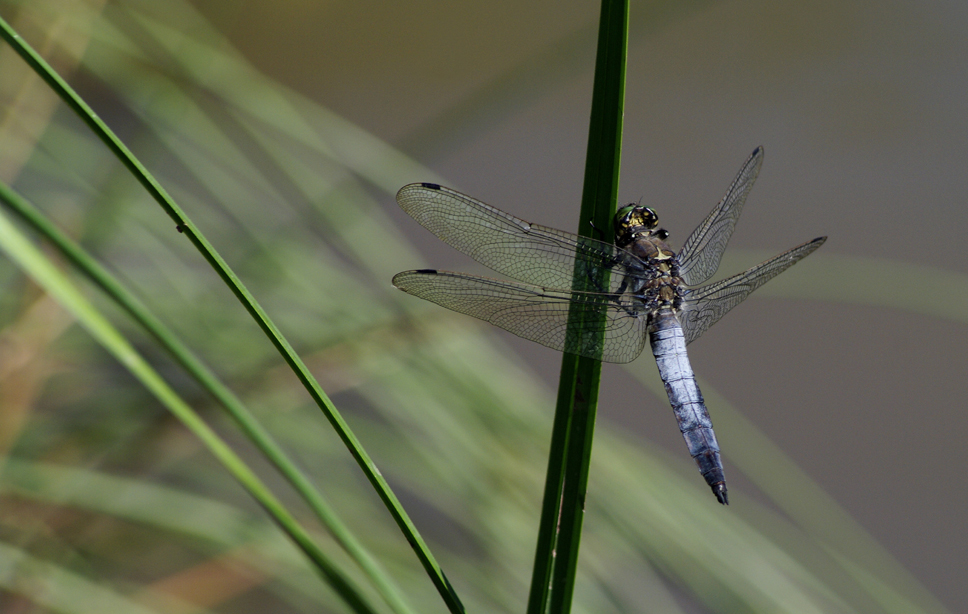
top-left (392, 147), bottom-right (826, 504)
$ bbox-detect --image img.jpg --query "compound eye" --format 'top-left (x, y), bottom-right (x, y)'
top-left (615, 204), bottom-right (637, 223)
top-left (614, 204), bottom-right (638, 233)
top-left (613, 205), bottom-right (660, 237)
top-left (629, 206), bottom-right (658, 229)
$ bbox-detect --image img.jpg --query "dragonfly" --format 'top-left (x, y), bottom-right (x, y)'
top-left (392, 147), bottom-right (825, 505)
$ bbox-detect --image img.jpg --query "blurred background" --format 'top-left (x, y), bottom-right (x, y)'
top-left (0, 0), bottom-right (965, 612)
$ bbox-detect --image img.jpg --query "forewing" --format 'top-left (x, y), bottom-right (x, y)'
top-left (679, 237), bottom-right (826, 345)
top-left (392, 269), bottom-right (650, 363)
top-left (397, 183), bottom-right (647, 293)
top-left (676, 147), bottom-right (764, 286)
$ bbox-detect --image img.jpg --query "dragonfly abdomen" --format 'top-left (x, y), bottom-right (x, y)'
top-left (649, 310), bottom-right (728, 505)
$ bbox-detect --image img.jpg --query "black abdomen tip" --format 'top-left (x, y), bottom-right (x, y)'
top-left (713, 484), bottom-right (729, 505)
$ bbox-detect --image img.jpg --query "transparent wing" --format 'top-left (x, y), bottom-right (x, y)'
top-left (397, 183), bottom-right (648, 293)
top-left (393, 269), bottom-right (650, 363)
top-left (679, 236), bottom-right (826, 345)
top-left (676, 147), bottom-right (764, 286)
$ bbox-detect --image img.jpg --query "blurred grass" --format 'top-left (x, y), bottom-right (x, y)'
top-left (0, 0), bottom-right (958, 613)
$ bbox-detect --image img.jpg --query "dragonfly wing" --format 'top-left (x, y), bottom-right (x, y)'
top-left (392, 269), bottom-right (650, 363)
top-left (679, 236), bottom-right (826, 345)
top-left (397, 183), bottom-right (648, 293)
top-left (676, 147), bottom-right (764, 286)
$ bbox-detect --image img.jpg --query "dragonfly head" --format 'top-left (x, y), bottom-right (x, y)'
top-left (614, 204), bottom-right (660, 246)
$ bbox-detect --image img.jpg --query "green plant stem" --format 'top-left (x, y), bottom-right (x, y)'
top-left (0, 15), bottom-right (462, 614)
top-left (527, 1), bottom-right (628, 613)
